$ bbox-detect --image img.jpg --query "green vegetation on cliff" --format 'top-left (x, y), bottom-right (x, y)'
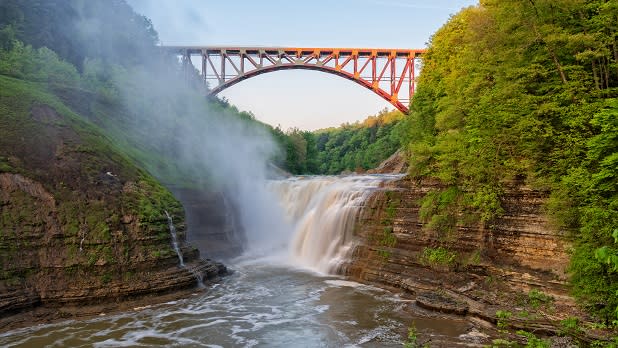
top-left (406, 0), bottom-right (617, 322)
top-left (1, 0), bottom-right (281, 188)
top-left (0, 72), bottom-right (188, 304)
top-left (1, 0), bottom-right (407, 179)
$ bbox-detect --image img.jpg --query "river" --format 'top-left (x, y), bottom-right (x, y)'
top-left (0, 263), bottom-right (475, 347)
top-left (0, 175), bottom-right (484, 347)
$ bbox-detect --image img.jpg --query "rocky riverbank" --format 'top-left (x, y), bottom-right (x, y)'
top-left (340, 176), bottom-right (605, 342)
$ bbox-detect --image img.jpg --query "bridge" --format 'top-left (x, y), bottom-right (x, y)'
top-left (163, 46), bottom-right (425, 114)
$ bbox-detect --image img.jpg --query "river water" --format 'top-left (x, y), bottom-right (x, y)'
top-left (0, 263), bottom-right (473, 347)
top-left (0, 175), bottom-right (480, 347)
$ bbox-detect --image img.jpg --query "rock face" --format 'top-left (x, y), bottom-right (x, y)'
top-left (340, 177), bottom-right (587, 331)
top-left (366, 149), bottom-right (408, 174)
top-left (0, 89), bottom-right (226, 325)
top-left (0, 172), bottom-right (225, 313)
top-left (171, 188), bottom-right (245, 260)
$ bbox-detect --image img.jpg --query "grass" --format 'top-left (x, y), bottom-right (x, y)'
top-left (496, 310), bottom-right (512, 330)
top-left (527, 289), bottom-right (553, 309)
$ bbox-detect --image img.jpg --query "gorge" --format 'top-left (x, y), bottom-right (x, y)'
top-left (0, 175), bottom-right (476, 347)
top-left (1, 0), bottom-right (617, 346)
top-left (0, 171), bottom-right (584, 346)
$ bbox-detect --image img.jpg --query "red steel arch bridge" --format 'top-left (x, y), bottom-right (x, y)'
top-left (163, 46), bottom-right (425, 114)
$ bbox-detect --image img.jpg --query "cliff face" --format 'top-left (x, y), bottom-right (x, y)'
top-left (171, 188), bottom-right (245, 260)
top-left (0, 77), bottom-right (225, 324)
top-left (340, 177), bottom-right (585, 331)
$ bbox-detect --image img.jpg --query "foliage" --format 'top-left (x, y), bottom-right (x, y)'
top-left (269, 108), bottom-right (406, 175)
top-left (516, 331), bottom-right (551, 348)
top-left (0, 40), bottom-right (80, 85)
top-left (527, 289), bottom-right (554, 310)
top-left (0, 0), bottom-right (159, 69)
top-left (406, 0), bottom-right (618, 321)
top-left (270, 126), bottom-right (319, 174)
top-left (420, 247), bottom-right (457, 267)
top-left (0, 0), bottom-right (285, 191)
top-left (496, 310), bottom-right (512, 330)
top-left (310, 108), bottom-right (406, 174)
top-left (490, 338), bottom-right (517, 347)
top-left (418, 186), bottom-right (464, 237)
top-left (403, 323), bottom-right (418, 348)
top-left (402, 322), bottom-right (430, 348)
top-left (560, 317), bottom-right (582, 336)
top-left (1, 0), bottom-right (407, 178)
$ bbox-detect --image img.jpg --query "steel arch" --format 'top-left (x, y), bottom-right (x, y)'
top-left (163, 46), bottom-right (425, 114)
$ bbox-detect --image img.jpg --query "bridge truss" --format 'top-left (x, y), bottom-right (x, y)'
top-left (164, 46), bottom-right (425, 114)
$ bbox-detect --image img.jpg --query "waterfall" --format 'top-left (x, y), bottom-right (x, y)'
top-left (164, 211), bottom-right (205, 287)
top-left (164, 210), bottom-right (185, 267)
top-left (269, 175), bottom-right (400, 274)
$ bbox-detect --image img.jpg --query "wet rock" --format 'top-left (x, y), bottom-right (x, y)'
top-left (170, 188), bottom-right (246, 259)
top-left (458, 327), bottom-right (490, 344)
top-left (416, 292), bottom-right (469, 315)
top-left (0, 291), bottom-right (41, 314)
top-left (550, 336), bottom-right (577, 348)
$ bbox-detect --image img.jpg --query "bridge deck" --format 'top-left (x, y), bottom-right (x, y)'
top-left (161, 46), bottom-right (425, 58)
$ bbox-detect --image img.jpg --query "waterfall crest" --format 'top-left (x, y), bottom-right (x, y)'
top-left (270, 175), bottom-right (399, 274)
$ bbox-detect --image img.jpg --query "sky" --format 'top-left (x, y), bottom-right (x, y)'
top-left (127, 0), bottom-right (478, 130)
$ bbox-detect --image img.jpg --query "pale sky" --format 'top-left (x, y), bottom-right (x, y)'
top-left (127, 0), bottom-right (478, 130)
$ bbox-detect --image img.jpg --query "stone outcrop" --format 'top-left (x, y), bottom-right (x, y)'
top-left (0, 172), bottom-right (226, 326)
top-left (340, 177), bottom-right (589, 334)
top-left (171, 188), bottom-right (245, 260)
top-left (0, 99), bottom-right (226, 328)
top-left (366, 149), bottom-right (408, 174)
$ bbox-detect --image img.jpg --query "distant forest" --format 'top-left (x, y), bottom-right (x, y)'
top-left (271, 108), bottom-right (406, 175)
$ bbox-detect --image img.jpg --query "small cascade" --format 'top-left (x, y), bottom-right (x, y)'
top-left (164, 211), bottom-right (205, 287)
top-left (270, 175), bottom-right (400, 274)
top-left (164, 210), bottom-right (185, 267)
top-left (186, 265), bottom-right (205, 288)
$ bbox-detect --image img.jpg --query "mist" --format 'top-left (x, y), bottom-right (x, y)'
top-left (110, 59), bottom-right (293, 258)
top-left (30, 0), bottom-right (295, 261)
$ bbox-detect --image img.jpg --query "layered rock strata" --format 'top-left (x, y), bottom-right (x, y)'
top-left (171, 188), bottom-right (245, 260)
top-left (340, 177), bottom-right (589, 334)
top-left (0, 99), bottom-right (226, 326)
top-left (0, 173), bottom-right (226, 322)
